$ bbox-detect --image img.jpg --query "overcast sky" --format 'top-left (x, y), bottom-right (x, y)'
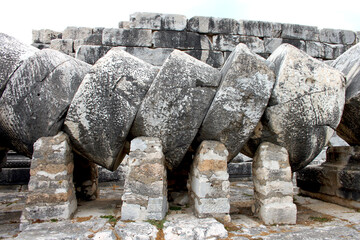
top-left (1, 0), bottom-right (359, 44)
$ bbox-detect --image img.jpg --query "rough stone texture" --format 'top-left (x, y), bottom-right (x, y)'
top-left (306, 41), bottom-right (325, 58)
top-left (130, 12), bottom-right (187, 31)
top-left (320, 28), bottom-right (356, 45)
top-left (62, 26), bottom-right (93, 40)
top-left (21, 132), bottom-right (77, 226)
top-left (264, 38), bottom-right (283, 54)
top-left (244, 44), bottom-right (346, 172)
top-left (115, 221), bottom-right (158, 240)
top-left (161, 14), bottom-right (187, 31)
top-left (240, 20), bottom-right (282, 38)
top-left (118, 21), bottom-right (131, 29)
top-left (213, 35), bottom-right (264, 53)
top-left (121, 137), bottom-right (168, 221)
top-left (185, 50), bottom-right (224, 68)
top-left (188, 16), bottom-right (240, 34)
top-left (297, 146), bottom-right (360, 209)
top-left (163, 214), bottom-right (228, 239)
top-left (331, 44), bottom-right (360, 145)
top-left (252, 142), bottom-right (297, 225)
top-left (0, 33), bottom-right (38, 97)
top-left (75, 45), bottom-right (112, 65)
top-left (324, 43), bottom-right (346, 60)
top-left (124, 47), bottom-right (173, 66)
top-left (281, 23), bottom-right (319, 41)
top-left (153, 31), bottom-right (212, 50)
top-left (32, 29), bottom-right (62, 44)
top-left (131, 50), bottom-right (221, 169)
top-left (188, 141), bottom-right (230, 218)
top-left (198, 43), bottom-right (275, 159)
top-left (50, 39), bottom-right (74, 55)
top-left (0, 49), bottom-right (90, 157)
top-left (102, 28), bottom-right (152, 47)
top-left (64, 48), bottom-right (158, 170)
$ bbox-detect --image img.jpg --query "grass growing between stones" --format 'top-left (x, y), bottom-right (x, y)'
top-left (169, 206), bottom-right (182, 211)
top-left (309, 216), bottom-right (332, 222)
top-left (100, 215), bottom-right (118, 226)
top-left (146, 219), bottom-right (166, 230)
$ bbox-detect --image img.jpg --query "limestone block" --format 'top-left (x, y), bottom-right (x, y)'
top-left (131, 50), bottom-right (221, 169)
top-left (62, 26), bottom-right (92, 40)
top-left (320, 28), bottom-right (356, 45)
top-left (75, 45), bottom-right (112, 65)
top-left (194, 198), bottom-right (230, 214)
top-left (121, 137), bottom-right (168, 221)
top-left (245, 44), bottom-right (346, 171)
top-left (306, 41), bottom-right (325, 58)
top-left (198, 44), bottom-right (275, 159)
top-left (0, 49), bottom-right (90, 157)
top-left (130, 12), bottom-right (162, 30)
top-left (188, 16), bottom-right (240, 34)
top-left (32, 29), bottom-right (62, 44)
top-left (281, 24), bottom-right (319, 41)
top-left (124, 47), bottom-right (173, 66)
top-left (115, 221), bottom-right (158, 240)
top-left (118, 21), bottom-right (131, 29)
top-left (65, 48), bottom-right (158, 170)
top-left (0, 33), bottom-right (38, 97)
top-left (50, 39), bottom-right (74, 55)
top-left (323, 43), bottom-right (346, 60)
top-left (213, 35), bottom-right (264, 53)
top-left (264, 38), bottom-right (283, 54)
top-left (331, 43), bottom-right (360, 145)
top-left (102, 28), bottom-right (152, 47)
top-left (185, 50), bottom-right (224, 68)
top-left (252, 142), bottom-right (296, 225)
top-left (282, 38), bottom-right (306, 52)
top-left (152, 31), bottom-right (212, 50)
top-left (240, 20), bottom-right (282, 37)
top-left (92, 27), bottom-right (104, 35)
top-left (161, 14), bottom-right (187, 31)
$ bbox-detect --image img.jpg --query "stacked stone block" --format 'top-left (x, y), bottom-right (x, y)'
top-left (32, 12), bottom-right (359, 68)
top-left (121, 137), bottom-right (168, 221)
top-left (297, 146), bottom-right (360, 209)
top-left (21, 132), bottom-right (77, 227)
top-left (252, 142), bottom-right (297, 225)
top-left (188, 141), bottom-right (230, 219)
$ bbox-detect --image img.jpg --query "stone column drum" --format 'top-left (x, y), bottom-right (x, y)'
top-left (121, 137), bottom-right (168, 221)
top-left (188, 141), bottom-right (230, 220)
top-left (21, 132), bottom-right (77, 228)
top-left (252, 142), bottom-right (297, 225)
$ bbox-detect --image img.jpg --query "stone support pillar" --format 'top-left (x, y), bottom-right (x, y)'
top-left (252, 142), bottom-right (296, 225)
top-left (21, 132), bottom-right (77, 227)
top-left (121, 137), bottom-right (168, 221)
top-left (188, 141), bottom-right (230, 220)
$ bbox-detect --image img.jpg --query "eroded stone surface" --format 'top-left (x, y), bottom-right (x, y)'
top-left (0, 49), bottom-right (90, 157)
top-left (64, 48), bottom-right (158, 170)
top-left (198, 43), bottom-right (275, 159)
top-left (131, 50), bottom-right (221, 169)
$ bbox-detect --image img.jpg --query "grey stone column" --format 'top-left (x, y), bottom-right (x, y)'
top-left (121, 137), bottom-right (168, 221)
top-left (188, 141), bottom-right (230, 221)
top-left (21, 132), bottom-right (77, 228)
top-left (252, 142), bottom-right (297, 225)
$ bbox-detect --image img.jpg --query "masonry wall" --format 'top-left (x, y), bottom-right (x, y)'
top-left (32, 12), bottom-right (360, 68)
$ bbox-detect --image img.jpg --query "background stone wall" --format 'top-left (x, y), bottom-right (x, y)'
top-left (32, 12), bottom-right (360, 68)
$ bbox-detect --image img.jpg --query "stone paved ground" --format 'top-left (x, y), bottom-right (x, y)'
top-left (0, 180), bottom-right (359, 239)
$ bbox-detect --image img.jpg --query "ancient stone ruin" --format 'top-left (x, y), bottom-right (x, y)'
top-left (1, 12), bottom-right (360, 230)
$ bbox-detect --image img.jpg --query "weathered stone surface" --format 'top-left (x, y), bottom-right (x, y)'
top-left (198, 44), bottom-right (275, 159)
top-left (50, 39), bottom-right (74, 55)
top-left (320, 28), bottom-right (356, 45)
top-left (124, 47), bottom-right (173, 66)
top-left (21, 132), bottom-right (77, 225)
top-left (185, 50), bottom-right (224, 68)
top-left (281, 24), bottom-right (319, 41)
top-left (213, 35), bottom-right (264, 53)
top-left (332, 43), bottom-right (360, 145)
top-left (102, 28), bottom-right (152, 47)
top-left (115, 221), bottom-right (158, 240)
top-left (62, 26), bottom-right (93, 40)
top-left (118, 21), bottom-right (131, 29)
top-left (324, 43), bottom-right (346, 60)
top-left (240, 20), bottom-right (282, 38)
top-left (0, 33), bottom-right (38, 97)
top-left (188, 16), bottom-right (240, 34)
top-left (244, 44), bottom-right (346, 171)
top-left (131, 50), bottom-right (221, 169)
top-left (0, 49), bottom-right (90, 157)
top-left (161, 14), bottom-right (187, 31)
top-left (252, 142), bottom-right (296, 225)
top-left (32, 29), bottom-right (62, 44)
top-left (306, 41), bottom-right (325, 58)
top-left (64, 48), bottom-right (158, 170)
top-left (75, 45), bottom-right (112, 65)
top-left (282, 38), bottom-right (306, 52)
top-left (264, 38), bottom-right (283, 54)
top-left (130, 12), bottom-right (187, 31)
top-left (152, 31), bottom-right (212, 50)
top-left (121, 137), bottom-right (167, 221)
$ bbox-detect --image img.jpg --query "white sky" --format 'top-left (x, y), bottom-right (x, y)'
top-left (1, 0), bottom-right (359, 44)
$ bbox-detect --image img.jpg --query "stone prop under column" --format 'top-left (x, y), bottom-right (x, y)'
top-left (121, 137), bottom-right (168, 221)
top-left (297, 146), bottom-right (360, 209)
top-left (21, 132), bottom-right (77, 228)
top-left (188, 141), bottom-right (230, 220)
top-left (252, 142), bottom-right (297, 225)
